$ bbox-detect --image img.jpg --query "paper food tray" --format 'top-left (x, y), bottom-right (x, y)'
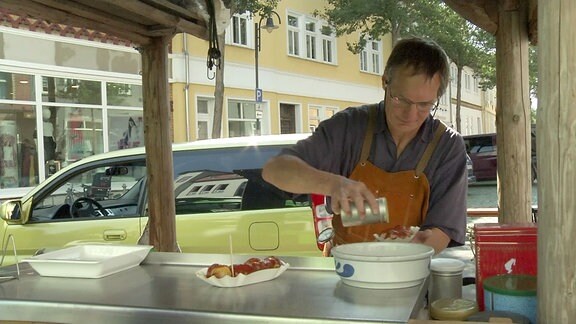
top-left (196, 262), bottom-right (289, 288)
top-left (24, 245), bottom-right (153, 279)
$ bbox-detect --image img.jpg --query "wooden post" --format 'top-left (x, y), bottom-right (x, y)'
top-left (495, 0), bottom-right (533, 223)
top-left (538, 0), bottom-right (576, 322)
top-left (140, 36), bottom-right (179, 252)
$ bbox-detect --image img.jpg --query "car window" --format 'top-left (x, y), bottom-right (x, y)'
top-left (31, 161), bottom-right (147, 222)
top-left (172, 146), bottom-right (308, 215)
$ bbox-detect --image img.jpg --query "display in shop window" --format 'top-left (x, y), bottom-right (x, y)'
top-left (0, 120), bottom-right (19, 188)
top-left (118, 116), bottom-right (143, 149)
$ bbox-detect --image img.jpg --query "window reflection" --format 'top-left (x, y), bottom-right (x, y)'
top-left (108, 110), bottom-right (144, 150)
top-left (42, 77), bottom-right (102, 105)
top-left (0, 72), bottom-right (35, 101)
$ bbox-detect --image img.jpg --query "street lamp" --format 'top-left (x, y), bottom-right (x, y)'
top-left (254, 11), bottom-right (281, 135)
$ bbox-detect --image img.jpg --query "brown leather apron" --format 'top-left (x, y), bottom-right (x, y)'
top-left (332, 105), bottom-right (447, 245)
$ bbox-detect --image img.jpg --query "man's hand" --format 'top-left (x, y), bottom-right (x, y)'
top-left (328, 176), bottom-right (379, 218)
top-left (411, 228), bottom-right (450, 254)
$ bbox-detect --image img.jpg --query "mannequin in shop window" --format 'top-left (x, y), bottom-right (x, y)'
top-left (43, 108), bottom-right (56, 161)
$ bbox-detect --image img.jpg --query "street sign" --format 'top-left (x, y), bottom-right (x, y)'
top-left (256, 110), bottom-right (263, 119)
top-left (255, 88), bottom-right (262, 102)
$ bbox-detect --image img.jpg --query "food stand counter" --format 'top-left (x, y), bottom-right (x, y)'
top-left (0, 252), bottom-right (428, 323)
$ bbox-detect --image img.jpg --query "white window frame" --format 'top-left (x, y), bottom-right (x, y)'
top-left (360, 39), bottom-right (382, 74)
top-left (196, 97), bottom-right (214, 140)
top-left (308, 105), bottom-right (338, 132)
top-left (226, 12), bottom-right (251, 47)
top-left (287, 12), bottom-right (336, 64)
top-left (287, 14), bottom-right (300, 56)
top-left (227, 99), bottom-right (258, 137)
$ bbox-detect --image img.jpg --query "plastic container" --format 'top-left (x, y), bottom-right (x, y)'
top-left (474, 223), bottom-right (537, 310)
top-left (429, 258), bottom-right (466, 304)
top-left (483, 274), bottom-right (537, 324)
top-left (430, 298), bottom-right (478, 321)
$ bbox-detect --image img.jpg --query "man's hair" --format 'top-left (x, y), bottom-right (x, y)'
top-left (383, 37), bottom-right (450, 98)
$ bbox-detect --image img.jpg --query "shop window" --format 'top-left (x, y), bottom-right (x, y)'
top-left (107, 110), bottom-right (144, 151)
top-left (0, 103), bottom-right (38, 188)
top-left (0, 72), bottom-right (35, 101)
top-left (42, 77), bottom-right (102, 105)
top-left (106, 83), bottom-right (143, 107)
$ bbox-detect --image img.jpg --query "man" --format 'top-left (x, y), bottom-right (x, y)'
top-left (262, 37), bottom-right (467, 254)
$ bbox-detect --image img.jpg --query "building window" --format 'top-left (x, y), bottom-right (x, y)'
top-left (228, 100), bottom-right (257, 137)
top-left (320, 25), bottom-right (335, 63)
top-left (464, 73), bottom-right (471, 90)
top-left (228, 13), bottom-right (249, 46)
top-left (288, 15), bottom-right (300, 56)
top-left (360, 39), bottom-right (382, 74)
top-left (451, 66), bottom-right (457, 85)
top-left (305, 20), bottom-right (317, 59)
top-left (288, 13), bottom-right (336, 64)
top-left (309, 105), bottom-right (338, 131)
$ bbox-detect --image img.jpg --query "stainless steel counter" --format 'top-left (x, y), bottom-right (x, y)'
top-left (0, 252), bottom-right (428, 323)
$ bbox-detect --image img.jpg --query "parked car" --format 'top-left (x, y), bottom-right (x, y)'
top-left (466, 154), bottom-right (476, 184)
top-left (464, 133), bottom-right (498, 181)
top-left (0, 134), bottom-right (326, 265)
top-left (463, 127), bottom-right (537, 182)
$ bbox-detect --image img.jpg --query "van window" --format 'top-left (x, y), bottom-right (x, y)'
top-left (172, 146), bottom-right (308, 214)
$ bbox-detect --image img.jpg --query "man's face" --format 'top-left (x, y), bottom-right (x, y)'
top-left (384, 67), bottom-right (441, 136)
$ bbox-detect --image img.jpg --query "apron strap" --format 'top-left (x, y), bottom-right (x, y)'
top-left (360, 104), bottom-right (378, 162)
top-left (415, 121), bottom-right (447, 176)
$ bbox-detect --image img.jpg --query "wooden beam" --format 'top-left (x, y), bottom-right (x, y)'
top-left (31, 0), bottom-right (151, 35)
top-left (538, 0), bottom-right (576, 322)
top-left (495, 0), bottom-right (533, 223)
top-left (99, 0), bottom-right (208, 40)
top-left (443, 0), bottom-right (499, 35)
top-left (144, 0), bottom-right (206, 23)
top-left (140, 35), bottom-right (178, 252)
top-left (1, 0), bottom-right (150, 45)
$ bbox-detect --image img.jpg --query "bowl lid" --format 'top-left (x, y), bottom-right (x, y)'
top-left (431, 258), bottom-right (466, 272)
top-left (483, 274), bottom-right (537, 296)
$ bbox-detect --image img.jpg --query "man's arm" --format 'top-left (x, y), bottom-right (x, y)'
top-left (411, 228), bottom-right (450, 255)
top-left (262, 155), bottom-right (379, 217)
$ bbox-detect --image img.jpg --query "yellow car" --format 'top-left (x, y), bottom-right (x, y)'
top-left (0, 134), bottom-right (324, 265)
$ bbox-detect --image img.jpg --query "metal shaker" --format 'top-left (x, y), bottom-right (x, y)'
top-left (340, 197), bottom-right (389, 227)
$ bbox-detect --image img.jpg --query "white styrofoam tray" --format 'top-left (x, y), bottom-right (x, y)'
top-left (196, 262), bottom-right (289, 288)
top-left (24, 245), bottom-right (153, 279)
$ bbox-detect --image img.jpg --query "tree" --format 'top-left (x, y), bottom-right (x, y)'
top-left (413, 1), bottom-right (495, 133)
top-left (315, 0), bottom-right (497, 133)
top-left (314, 0), bottom-right (422, 53)
top-left (208, 0), bottom-right (279, 139)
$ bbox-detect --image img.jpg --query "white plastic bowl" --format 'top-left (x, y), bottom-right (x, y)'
top-left (331, 242), bottom-right (434, 289)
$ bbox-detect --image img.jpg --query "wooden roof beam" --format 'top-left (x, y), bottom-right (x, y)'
top-left (2, 0), bottom-right (150, 45)
top-left (31, 0), bottom-right (151, 36)
top-left (100, 0), bottom-right (208, 40)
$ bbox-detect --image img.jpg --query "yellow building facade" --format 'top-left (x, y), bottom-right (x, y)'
top-left (170, 0), bottom-right (391, 143)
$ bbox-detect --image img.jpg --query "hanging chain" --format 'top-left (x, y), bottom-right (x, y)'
top-left (206, 0), bottom-right (221, 80)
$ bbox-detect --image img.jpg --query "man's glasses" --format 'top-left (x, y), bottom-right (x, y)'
top-left (387, 89), bottom-right (439, 113)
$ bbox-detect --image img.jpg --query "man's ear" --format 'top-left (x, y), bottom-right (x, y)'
top-left (381, 75), bottom-right (388, 89)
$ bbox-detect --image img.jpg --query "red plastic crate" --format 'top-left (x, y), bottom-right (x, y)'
top-left (474, 223), bottom-right (537, 311)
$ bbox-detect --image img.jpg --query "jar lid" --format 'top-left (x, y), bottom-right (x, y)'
top-left (431, 258), bottom-right (466, 273)
top-left (483, 274), bottom-right (537, 296)
top-left (430, 298), bottom-right (479, 321)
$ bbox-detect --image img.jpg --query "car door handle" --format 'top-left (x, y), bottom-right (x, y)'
top-left (103, 230), bottom-right (127, 241)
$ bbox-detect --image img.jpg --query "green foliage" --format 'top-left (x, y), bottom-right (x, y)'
top-left (232, 0), bottom-right (280, 17)
top-left (314, 0), bottom-right (420, 53)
